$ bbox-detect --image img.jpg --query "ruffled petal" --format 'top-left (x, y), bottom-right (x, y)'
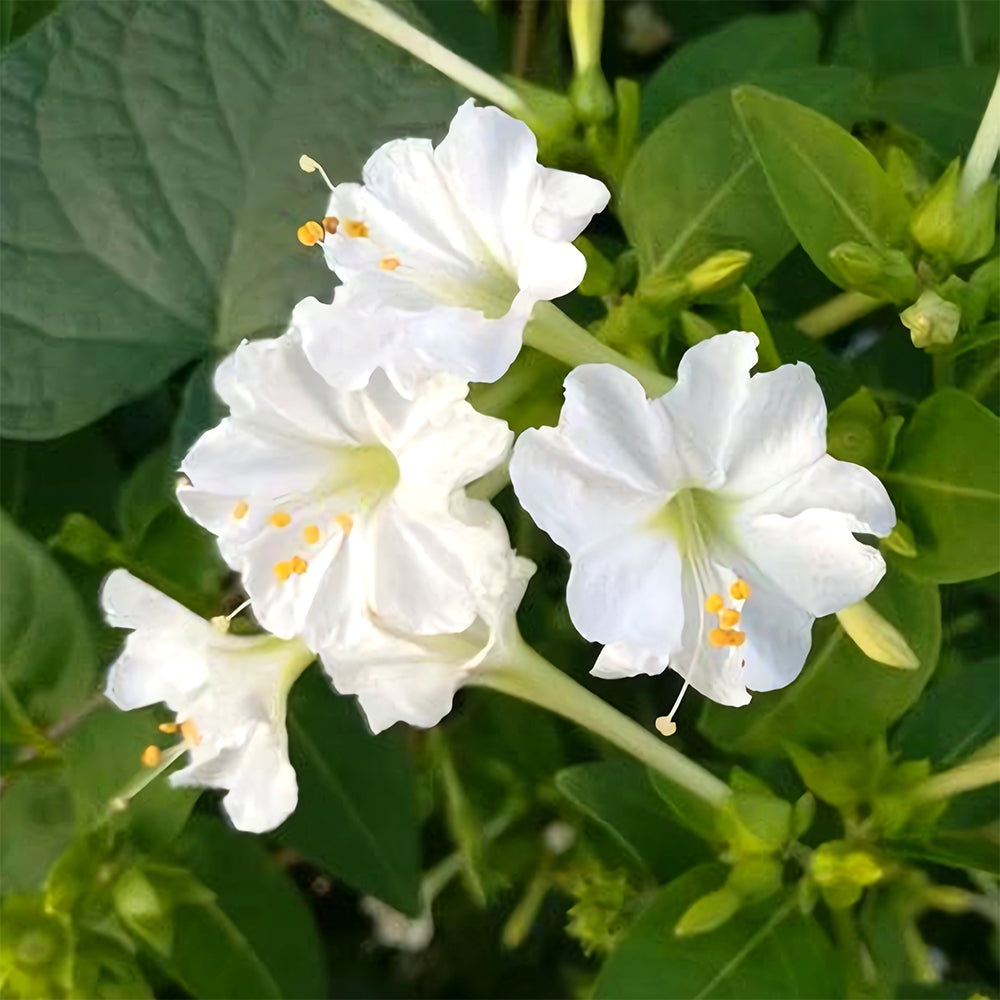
top-left (219, 722), bottom-right (298, 834)
top-left (738, 581), bottom-right (815, 692)
top-left (516, 237), bottom-right (587, 302)
top-left (533, 165), bottom-right (611, 242)
top-left (591, 641), bottom-right (670, 680)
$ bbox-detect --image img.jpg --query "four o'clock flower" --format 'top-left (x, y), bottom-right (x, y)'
top-left (177, 329), bottom-right (515, 652)
top-left (509, 332), bottom-right (895, 723)
top-left (292, 99), bottom-right (610, 395)
top-left (101, 570), bottom-right (314, 833)
top-left (320, 550), bottom-right (535, 733)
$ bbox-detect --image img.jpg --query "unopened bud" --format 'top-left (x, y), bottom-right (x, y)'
top-left (684, 250), bottom-right (752, 299)
top-left (674, 886), bottom-right (741, 937)
top-left (575, 236), bottom-right (616, 297)
top-left (679, 310), bottom-right (717, 346)
top-left (50, 512), bottom-right (118, 565)
top-left (568, 0), bottom-right (614, 123)
top-left (900, 289), bottom-right (961, 349)
top-left (727, 856), bottom-right (783, 902)
top-left (883, 145), bottom-right (929, 204)
top-left (882, 521), bottom-right (917, 558)
top-left (836, 600), bottom-right (919, 670)
top-left (828, 242), bottom-right (917, 303)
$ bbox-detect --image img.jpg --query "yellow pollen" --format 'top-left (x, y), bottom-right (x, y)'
top-left (233, 501), bottom-right (249, 520)
top-left (158, 722), bottom-right (179, 734)
top-left (141, 745), bottom-right (161, 767)
top-left (274, 560), bottom-right (292, 582)
top-left (709, 627), bottom-right (730, 648)
top-left (297, 220), bottom-right (325, 246)
top-left (334, 513), bottom-right (354, 535)
top-left (270, 511), bottom-right (292, 528)
top-left (290, 556), bottom-right (308, 575)
top-left (303, 524), bottom-right (321, 545)
top-left (719, 608), bottom-right (741, 628)
top-left (342, 219), bottom-right (369, 238)
top-left (179, 720), bottom-right (202, 746)
top-left (704, 593), bottom-right (724, 613)
top-left (322, 215), bottom-right (339, 235)
top-left (730, 579), bottom-right (752, 601)
top-left (379, 256), bottom-right (401, 271)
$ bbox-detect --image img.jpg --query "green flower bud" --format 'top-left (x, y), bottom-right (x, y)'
top-left (826, 387), bottom-right (899, 471)
top-left (113, 867), bottom-right (173, 956)
top-left (679, 310), bottom-right (718, 347)
top-left (828, 242), bottom-right (917, 304)
top-left (900, 289), bottom-right (961, 349)
top-left (810, 842), bottom-right (884, 909)
top-left (727, 856), bottom-right (783, 902)
top-left (836, 600), bottom-right (919, 669)
top-left (882, 521), bottom-right (917, 558)
top-left (50, 512), bottom-right (119, 565)
top-left (568, 0), bottom-right (614, 124)
top-left (575, 236), bottom-right (616, 297)
top-left (792, 792), bottom-right (816, 838)
top-left (674, 886), bottom-right (742, 937)
top-left (683, 250), bottom-right (753, 299)
top-left (883, 145), bottom-right (930, 204)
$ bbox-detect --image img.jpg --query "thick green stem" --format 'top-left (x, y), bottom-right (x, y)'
top-left (795, 291), bottom-right (886, 339)
top-left (911, 754), bottom-right (1000, 804)
top-left (525, 302), bottom-right (675, 397)
top-left (473, 639), bottom-right (730, 809)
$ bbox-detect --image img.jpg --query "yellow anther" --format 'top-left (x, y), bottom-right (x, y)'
top-left (704, 593), bottom-right (724, 613)
top-left (334, 513), bottom-right (354, 535)
top-left (730, 579), bottom-right (752, 601)
top-left (729, 630), bottom-right (746, 647)
top-left (158, 722), bottom-right (179, 734)
top-left (270, 511), bottom-right (292, 528)
top-left (322, 215), bottom-right (339, 235)
top-left (719, 608), bottom-right (741, 628)
top-left (709, 627), bottom-right (747, 648)
top-left (290, 556), bottom-right (308, 575)
top-left (297, 220), bottom-right (325, 246)
top-left (379, 256), bottom-right (401, 271)
top-left (232, 500), bottom-right (249, 520)
top-left (274, 560), bottom-right (292, 582)
top-left (655, 716), bottom-right (677, 737)
top-left (342, 219), bottom-right (369, 238)
top-left (141, 745), bottom-right (161, 767)
top-left (303, 524), bottom-right (320, 545)
top-left (179, 720), bottom-right (202, 746)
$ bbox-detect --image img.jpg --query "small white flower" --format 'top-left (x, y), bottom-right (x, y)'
top-left (177, 330), bottom-right (515, 652)
top-left (293, 100), bottom-right (610, 395)
top-left (101, 570), bottom-right (314, 833)
top-left (360, 895), bottom-right (435, 953)
top-left (509, 332), bottom-right (895, 716)
top-left (321, 553), bottom-right (535, 734)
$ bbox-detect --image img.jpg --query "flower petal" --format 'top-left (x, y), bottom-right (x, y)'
top-left (533, 165), bottom-right (611, 241)
top-left (739, 582), bottom-right (815, 692)
top-left (591, 641), bottom-right (670, 679)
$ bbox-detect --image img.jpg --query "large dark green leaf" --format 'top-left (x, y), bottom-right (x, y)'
top-left (556, 760), bottom-right (712, 881)
top-left (0, 0), bottom-right (460, 439)
top-left (699, 561), bottom-right (941, 755)
top-left (277, 666), bottom-right (422, 915)
top-left (733, 86), bottom-right (910, 288)
top-left (0, 510), bottom-right (99, 745)
top-left (170, 815), bottom-right (326, 999)
top-left (593, 865), bottom-right (842, 999)
top-left (640, 11), bottom-right (820, 132)
top-left (882, 389), bottom-right (1000, 583)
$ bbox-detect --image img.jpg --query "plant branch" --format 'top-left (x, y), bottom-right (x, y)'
top-left (795, 290), bottom-right (886, 339)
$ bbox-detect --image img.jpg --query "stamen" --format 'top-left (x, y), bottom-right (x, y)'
top-left (290, 556), bottom-right (308, 575)
top-left (298, 154), bottom-right (335, 190)
top-left (303, 524), bottom-right (321, 545)
top-left (334, 513), bottom-right (354, 534)
top-left (730, 579), bottom-right (752, 601)
top-left (297, 221), bottom-right (325, 246)
top-left (719, 608), bottom-right (741, 628)
top-left (655, 716), bottom-right (677, 737)
top-left (379, 256), bottom-right (401, 271)
top-left (709, 627), bottom-right (730, 648)
top-left (158, 722), bottom-right (179, 734)
top-left (141, 745), bottom-right (162, 767)
top-left (270, 511), bottom-right (292, 528)
top-left (322, 216), bottom-right (339, 235)
top-left (274, 561), bottom-right (292, 582)
top-left (729, 630), bottom-right (746, 647)
top-left (704, 593), bottom-right (724, 613)
top-left (233, 500), bottom-right (249, 520)
top-left (179, 720), bottom-right (202, 746)
top-left (342, 219), bottom-right (370, 239)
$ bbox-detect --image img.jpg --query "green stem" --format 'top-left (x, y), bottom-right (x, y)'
top-left (932, 351), bottom-right (954, 389)
top-left (473, 638), bottom-right (730, 809)
top-left (795, 291), bottom-right (886, 340)
top-left (831, 906), bottom-right (868, 999)
top-left (525, 301), bottom-right (675, 397)
top-left (911, 754), bottom-right (1000, 804)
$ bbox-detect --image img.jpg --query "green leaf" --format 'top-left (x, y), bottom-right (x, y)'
top-left (894, 656), bottom-right (999, 766)
top-left (640, 12), bottom-right (820, 132)
top-left (874, 67), bottom-right (999, 161)
top-left (169, 815), bottom-right (326, 999)
top-left (555, 760), bottom-right (712, 882)
top-left (733, 86), bottom-right (911, 288)
top-left (593, 865), bottom-right (843, 999)
top-left (699, 561), bottom-right (941, 755)
top-left (623, 71), bottom-right (870, 289)
top-left (277, 666), bottom-right (421, 915)
top-left (882, 389), bottom-right (1000, 583)
top-left (0, 510), bottom-right (99, 745)
top-left (888, 827), bottom-right (1000, 876)
top-left (0, 0), bottom-right (460, 439)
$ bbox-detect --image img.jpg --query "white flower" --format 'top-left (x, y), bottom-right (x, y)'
top-left (177, 330), bottom-right (515, 652)
top-left (101, 570), bottom-right (314, 833)
top-left (321, 552), bottom-right (535, 734)
top-left (509, 332), bottom-right (895, 715)
top-left (293, 100), bottom-right (610, 395)
top-left (360, 895), bottom-right (434, 953)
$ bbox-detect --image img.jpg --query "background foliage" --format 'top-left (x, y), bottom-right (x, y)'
top-left (1, 1), bottom-right (997, 997)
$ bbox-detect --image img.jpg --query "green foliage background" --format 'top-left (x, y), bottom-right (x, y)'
top-left (1, 1), bottom-right (998, 997)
